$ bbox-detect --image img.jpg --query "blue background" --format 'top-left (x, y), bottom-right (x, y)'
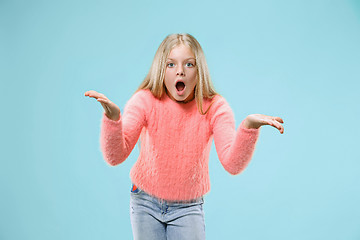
top-left (1, 0), bottom-right (360, 239)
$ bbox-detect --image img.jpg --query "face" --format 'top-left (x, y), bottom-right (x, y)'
top-left (164, 44), bottom-right (197, 103)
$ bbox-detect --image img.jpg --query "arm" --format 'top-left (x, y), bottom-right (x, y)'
top-left (99, 92), bottom-right (147, 166)
top-left (211, 97), bottom-right (260, 175)
top-left (85, 90), bottom-right (146, 166)
top-left (212, 98), bottom-right (284, 175)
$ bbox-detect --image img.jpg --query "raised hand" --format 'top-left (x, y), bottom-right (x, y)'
top-left (84, 90), bottom-right (121, 121)
top-left (243, 114), bottom-right (284, 134)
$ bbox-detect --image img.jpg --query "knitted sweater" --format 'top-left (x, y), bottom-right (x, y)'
top-left (100, 89), bottom-right (260, 201)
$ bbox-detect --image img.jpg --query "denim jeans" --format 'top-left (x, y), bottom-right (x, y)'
top-left (129, 185), bottom-right (206, 240)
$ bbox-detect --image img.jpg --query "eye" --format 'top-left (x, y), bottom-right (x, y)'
top-left (167, 63), bottom-right (175, 67)
top-left (186, 62), bottom-right (194, 67)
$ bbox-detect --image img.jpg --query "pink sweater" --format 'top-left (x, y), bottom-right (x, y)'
top-left (100, 89), bottom-right (260, 201)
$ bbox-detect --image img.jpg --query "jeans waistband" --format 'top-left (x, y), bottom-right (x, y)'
top-left (161, 196), bottom-right (204, 204)
top-left (131, 184), bottom-right (203, 204)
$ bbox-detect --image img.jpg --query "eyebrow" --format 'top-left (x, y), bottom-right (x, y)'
top-left (167, 58), bottom-right (195, 61)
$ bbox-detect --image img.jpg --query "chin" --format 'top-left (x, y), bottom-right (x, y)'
top-left (178, 94), bottom-right (194, 103)
top-left (174, 95), bottom-right (187, 102)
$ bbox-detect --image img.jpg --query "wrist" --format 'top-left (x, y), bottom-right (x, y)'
top-left (105, 112), bottom-right (120, 121)
top-left (243, 118), bottom-right (260, 129)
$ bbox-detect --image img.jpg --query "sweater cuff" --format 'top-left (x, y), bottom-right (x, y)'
top-left (102, 112), bottom-right (121, 125)
top-left (239, 120), bottom-right (260, 134)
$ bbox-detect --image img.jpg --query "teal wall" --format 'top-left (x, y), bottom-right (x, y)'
top-left (1, 0), bottom-right (360, 239)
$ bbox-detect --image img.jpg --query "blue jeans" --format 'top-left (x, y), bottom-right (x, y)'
top-left (130, 185), bottom-right (206, 240)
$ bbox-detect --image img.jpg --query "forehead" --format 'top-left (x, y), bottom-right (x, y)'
top-left (167, 44), bottom-right (195, 59)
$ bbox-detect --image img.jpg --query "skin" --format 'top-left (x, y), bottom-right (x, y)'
top-left (84, 90), bottom-right (121, 121)
top-left (164, 44), bottom-right (197, 103)
top-left (84, 44), bottom-right (284, 134)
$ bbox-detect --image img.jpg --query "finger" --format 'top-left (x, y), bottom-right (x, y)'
top-left (263, 119), bottom-right (276, 127)
top-left (84, 90), bottom-right (94, 95)
top-left (267, 120), bottom-right (284, 134)
top-left (86, 91), bottom-right (109, 101)
top-left (97, 97), bottom-right (111, 104)
top-left (84, 90), bottom-right (98, 97)
top-left (274, 121), bottom-right (284, 134)
top-left (98, 98), bottom-right (114, 111)
top-left (278, 125), bottom-right (284, 134)
top-left (260, 118), bottom-right (271, 126)
top-left (85, 90), bottom-right (100, 99)
top-left (258, 116), bottom-right (284, 134)
top-left (265, 115), bottom-right (283, 123)
top-left (98, 93), bottom-right (107, 99)
top-left (272, 121), bottom-right (284, 133)
top-left (274, 117), bottom-right (284, 123)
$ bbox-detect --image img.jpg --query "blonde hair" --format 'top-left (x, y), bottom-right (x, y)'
top-left (137, 33), bottom-right (218, 115)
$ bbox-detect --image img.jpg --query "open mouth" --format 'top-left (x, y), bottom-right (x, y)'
top-left (176, 81), bottom-right (185, 91)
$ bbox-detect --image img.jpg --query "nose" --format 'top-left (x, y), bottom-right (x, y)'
top-left (176, 66), bottom-right (185, 76)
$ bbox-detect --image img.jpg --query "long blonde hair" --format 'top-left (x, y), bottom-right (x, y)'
top-left (137, 33), bottom-right (218, 115)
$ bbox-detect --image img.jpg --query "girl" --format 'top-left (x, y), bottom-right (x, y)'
top-left (85, 33), bottom-right (284, 240)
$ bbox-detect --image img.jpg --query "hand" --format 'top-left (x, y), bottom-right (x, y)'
top-left (84, 90), bottom-right (120, 121)
top-left (243, 114), bottom-right (284, 134)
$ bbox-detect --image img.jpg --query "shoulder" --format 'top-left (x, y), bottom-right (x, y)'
top-left (131, 89), bottom-right (154, 101)
top-left (126, 89), bottom-right (155, 106)
top-left (208, 94), bottom-right (233, 115)
top-left (207, 94), bottom-right (235, 127)
top-left (123, 89), bottom-right (155, 117)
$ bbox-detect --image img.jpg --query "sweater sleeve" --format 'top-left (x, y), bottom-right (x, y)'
top-left (210, 96), bottom-right (260, 175)
top-left (99, 90), bottom-right (148, 166)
